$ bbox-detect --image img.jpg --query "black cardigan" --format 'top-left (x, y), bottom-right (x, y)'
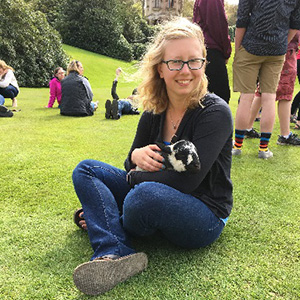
top-left (124, 94), bottom-right (233, 219)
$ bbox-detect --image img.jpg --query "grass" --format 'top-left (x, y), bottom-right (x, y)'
top-left (1, 45), bottom-right (300, 300)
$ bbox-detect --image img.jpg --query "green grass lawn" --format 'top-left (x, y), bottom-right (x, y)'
top-left (1, 45), bottom-right (300, 300)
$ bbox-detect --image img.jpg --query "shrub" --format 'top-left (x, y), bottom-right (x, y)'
top-left (58, 0), bottom-right (154, 61)
top-left (0, 0), bottom-right (68, 87)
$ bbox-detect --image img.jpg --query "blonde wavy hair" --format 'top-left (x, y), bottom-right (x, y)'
top-left (0, 60), bottom-right (14, 72)
top-left (137, 17), bottom-right (208, 114)
top-left (67, 60), bottom-right (82, 75)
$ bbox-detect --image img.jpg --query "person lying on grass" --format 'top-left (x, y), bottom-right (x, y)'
top-left (71, 17), bottom-right (233, 296)
top-left (105, 67), bottom-right (140, 119)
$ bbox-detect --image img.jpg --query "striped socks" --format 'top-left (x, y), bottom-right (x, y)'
top-left (259, 132), bottom-right (272, 152)
top-left (233, 129), bottom-right (246, 150)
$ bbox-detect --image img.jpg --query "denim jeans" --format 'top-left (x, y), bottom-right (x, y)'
top-left (72, 160), bottom-right (225, 260)
top-left (118, 100), bottom-right (132, 116)
top-left (0, 84), bottom-right (19, 99)
top-left (0, 95), bottom-right (4, 105)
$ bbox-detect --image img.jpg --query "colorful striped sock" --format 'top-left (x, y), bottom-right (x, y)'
top-left (259, 132), bottom-right (272, 152)
top-left (234, 129), bottom-right (246, 149)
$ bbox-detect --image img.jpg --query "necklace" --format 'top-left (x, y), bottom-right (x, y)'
top-left (169, 109), bottom-right (186, 131)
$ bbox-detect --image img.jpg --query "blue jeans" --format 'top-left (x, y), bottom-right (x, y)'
top-left (118, 100), bottom-right (132, 116)
top-left (0, 84), bottom-right (19, 99)
top-left (72, 160), bottom-right (225, 260)
top-left (0, 95), bottom-right (4, 105)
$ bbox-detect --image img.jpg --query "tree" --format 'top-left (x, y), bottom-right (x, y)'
top-left (0, 0), bottom-right (68, 87)
top-left (182, 0), bottom-right (195, 19)
top-left (225, 3), bottom-right (238, 26)
top-left (58, 0), bottom-right (154, 61)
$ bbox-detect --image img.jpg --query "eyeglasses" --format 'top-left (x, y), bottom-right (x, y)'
top-left (161, 58), bottom-right (205, 71)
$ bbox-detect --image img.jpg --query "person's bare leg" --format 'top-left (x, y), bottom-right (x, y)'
top-left (277, 99), bottom-right (291, 136)
top-left (12, 98), bottom-right (17, 107)
top-left (260, 93), bottom-right (276, 133)
top-left (235, 93), bottom-right (254, 130)
top-left (248, 95), bottom-right (262, 129)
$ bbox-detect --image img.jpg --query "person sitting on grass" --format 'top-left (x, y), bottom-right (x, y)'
top-left (0, 60), bottom-right (19, 109)
top-left (60, 60), bottom-right (98, 117)
top-left (105, 67), bottom-right (140, 119)
top-left (45, 67), bottom-right (65, 108)
top-left (71, 17), bottom-right (233, 296)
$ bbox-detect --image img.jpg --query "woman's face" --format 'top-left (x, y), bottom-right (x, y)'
top-left (157, 37), bottom-right (205, 102)
top-left (56, 68), bottom-right (65, 81)
top-left (0, 67), bottom-right (4, 75)
top-left (77, 62), bottom-right (84, 75)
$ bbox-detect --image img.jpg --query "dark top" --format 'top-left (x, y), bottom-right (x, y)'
top-left (236, 0), bottom-right (300, 56)
top-left (193, 0), bottom-right (232, 59)
top-left (124, 94), bottom-right (233, 219)
top-left (60, 72), bottom-right (94, 116)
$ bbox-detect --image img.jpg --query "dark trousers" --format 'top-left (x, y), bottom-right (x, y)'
top-left (206, 49), bottom-right (230, 103)
top-left (0, 84), bottom-right (19, 99)
top-left (291, 59), bottom-right (300, 120)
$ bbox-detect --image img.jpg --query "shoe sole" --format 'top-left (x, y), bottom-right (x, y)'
top-left (111, 100), bottom-right (119, 120)
top-left (73, 252), bottom-right (148, 295)
top-left (105, 100), bottom-right (111, 119)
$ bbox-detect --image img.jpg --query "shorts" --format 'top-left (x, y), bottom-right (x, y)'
top-left (255, 49), bottom-right (297, 101)
top-left (233, 46), bottom-right (285, 94)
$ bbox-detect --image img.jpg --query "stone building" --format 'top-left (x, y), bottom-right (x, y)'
top-left (144, 0), bottom-right (184, 24)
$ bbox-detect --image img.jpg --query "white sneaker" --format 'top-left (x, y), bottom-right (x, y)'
top-left (258, 150), bottom-right (273, 159)
top-left (232, 148), bottom-right (242, 156)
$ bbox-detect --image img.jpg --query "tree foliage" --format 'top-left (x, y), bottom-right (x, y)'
top-left (58, 0), bottom-right (154, 61)
top-left (0, 0), bottom-right (68, 87)
top-left (225, 3), bottom-right (238, 26)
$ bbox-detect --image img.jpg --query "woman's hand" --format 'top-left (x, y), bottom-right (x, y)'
top-left (131, 144), bottom-right (164, 172)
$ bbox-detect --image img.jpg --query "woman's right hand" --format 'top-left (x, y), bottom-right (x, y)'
top-left (131, 144), bottom-right (164, 172)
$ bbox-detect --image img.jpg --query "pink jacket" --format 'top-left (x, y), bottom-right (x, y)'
top-left (47, 77), bottom-right (62, 107)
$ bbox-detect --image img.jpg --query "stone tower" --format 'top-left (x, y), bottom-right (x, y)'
top-left (144, 0), bottom-right (184, 25)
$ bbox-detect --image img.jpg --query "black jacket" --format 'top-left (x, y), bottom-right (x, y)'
top-left (60, 72), bottom-right (93, 116)
top-left (125, 94), bottom-right (233, 219)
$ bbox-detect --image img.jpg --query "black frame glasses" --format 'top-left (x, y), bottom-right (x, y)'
top-left (161, 58), bottom-right (205, 71)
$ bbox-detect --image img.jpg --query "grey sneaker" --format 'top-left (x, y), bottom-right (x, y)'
top-left (277, 133), bottom-right (300, 146)
top-left (73, 252), bottom-right (148, 295)
top-left (232, 148), bottom-right (242, 156)
top-left (244, 128), bottom-right (260, 138)
top-left (258, 150), bottom-right (273, 159)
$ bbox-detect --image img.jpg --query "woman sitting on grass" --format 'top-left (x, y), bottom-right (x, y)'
top-left (0, 60), bottom-right (19, 108)
top-left (45, 67), bottom-right (65, 108)
top-left (60, 60), bottom-right (98, 116)
top-left (72, 18), bottom-right (233, 296)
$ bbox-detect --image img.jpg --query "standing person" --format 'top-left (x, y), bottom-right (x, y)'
top-left (105, 67), bottom-right (140, 119)
top-left (60, 60), bottom-right (98, 117)
top-left (71, 18), bottom-right (233, 296)
top-left (247, 32), bottom-right (300, 146)
top-left (193, 0), bottom-right (232, 103)
top-left (0, 60), bottom-right (19, 108)
top-left (45, 67), bottom-right (65, 108)
top-left (232, 0), bottom-right (300, 159)
top-left (291, 42), bottom-right (300, 129)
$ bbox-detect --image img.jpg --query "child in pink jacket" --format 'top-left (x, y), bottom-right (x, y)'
top-left (46, 67), bottom-right (65, 108)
